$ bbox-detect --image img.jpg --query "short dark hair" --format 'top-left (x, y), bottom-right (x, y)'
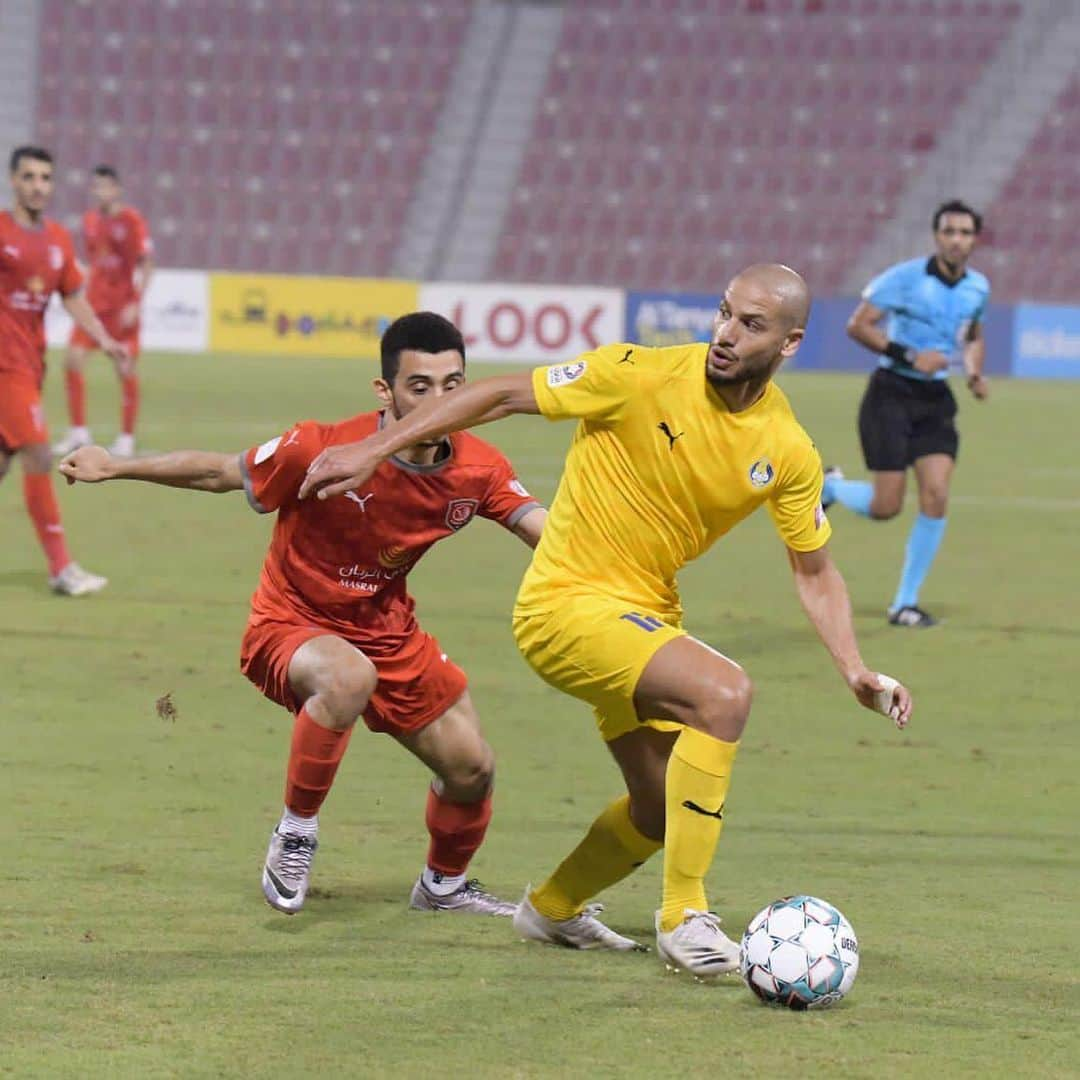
top-left (9, 145), bottom-right (53, 174)
top-left (933, 199), bottom-right (982, 234)
top-left (380, 311), bottom-right (466, 383)
top-left (92, 164), bottom-right (120, 182)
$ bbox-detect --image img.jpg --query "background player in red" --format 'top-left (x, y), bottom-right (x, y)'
top-left (1, 145), bottom-right (128, 595)
top-left (54, 164), bottom-right (153, 459)
top-left (60, 312), bottom-right (546, 916)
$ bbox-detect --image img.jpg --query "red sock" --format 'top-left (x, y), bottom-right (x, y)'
top-left (121, 374), bottom-right (139, 435)
top-left (23, 473), bottom-right (71, 577)
top-left (425, 786), bottom-right (493, 876)
top-left (65, 369), bottom-right (86, 427)
top-left (284, 706), bottom-right (353, 817)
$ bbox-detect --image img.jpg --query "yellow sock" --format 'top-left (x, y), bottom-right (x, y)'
top-left (659, 727), bottom-right (738, 933)
top-left (530, 795), bottom-right (663, 921)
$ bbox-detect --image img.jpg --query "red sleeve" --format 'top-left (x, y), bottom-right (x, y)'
top-left (239, 422), bottom-right (319, 514)
top-left (58, 229), bottom-right (83, 297)
top-left (478, 452), bottom-right (542, 528)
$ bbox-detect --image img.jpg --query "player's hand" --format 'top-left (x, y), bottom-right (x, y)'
top-left (299, 440), bottom-right (379, 500)
top-left (913, 349), bottom-right (950, 375)
top-left (118, 302), bottom-right (140, 330)
top-left (966, 373), bottom-right (989, 400)
top-left (848, 668), bottom-right (912, 730)
top-left (103, 337), bottom-right (133, 376)
top-left (58, 445), bottom-right (115, 485)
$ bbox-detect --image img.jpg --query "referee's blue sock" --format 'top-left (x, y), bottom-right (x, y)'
top-left (892, 513), bottom-right (947, 611)
top-left (823, 475), bottom-right (874, 517)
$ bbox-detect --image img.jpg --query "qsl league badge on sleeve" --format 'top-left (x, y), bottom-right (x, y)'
top-left (445, 498), bottom-right (479, 531)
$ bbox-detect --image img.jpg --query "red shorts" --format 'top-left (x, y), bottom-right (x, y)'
top-left (0, 374), bottom-right (47, 452)
top-left (240, 617), bottom-right (468, 736)
top-left (70, 311), bottom-right (141, 360)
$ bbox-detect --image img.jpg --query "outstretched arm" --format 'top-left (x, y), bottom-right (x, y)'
top-left (59, 445), bottom-right (244, 493)
top-left (787, 544), bottom-right (912, 728)
top-left (300, 372), bottom-right (540, 500)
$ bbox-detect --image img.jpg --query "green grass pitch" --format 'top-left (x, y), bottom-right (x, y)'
top-left (1, 352), bottom-right (1077, 1077)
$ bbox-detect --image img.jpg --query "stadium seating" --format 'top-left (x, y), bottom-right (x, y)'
top-left (982, 75), bottom-right (1080, 303)
top-left (34, 0), bottom-right (470, 274)
top-left (494, 0), bottom-right (1019, 295)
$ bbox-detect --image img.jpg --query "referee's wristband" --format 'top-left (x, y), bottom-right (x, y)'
top-left (884, 341), bottom-right (916, 368)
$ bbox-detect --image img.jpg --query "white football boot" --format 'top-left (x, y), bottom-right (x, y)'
top-left (52, 427), bottom-right (91, 457)
top-left (49, 562), bottom-right (108, 596)
top-left (655, 909), bottom-right (741, 977)
top-left (514, 890), bottom-right (647, 951)
top-left (262, 827), bottom-right (318, 914)
top-left (107, 433), bottom-right (136, 458)
top-left (409, 876), bottom-right (517, 916)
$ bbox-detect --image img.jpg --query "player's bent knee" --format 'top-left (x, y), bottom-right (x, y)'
top-left (870, 500), bottom-right (902, 521)
top-left (439, 752), bottom-right (494, 800)
top-left (691, 669), bottom-right (753, 741)
top-left (317, 658), bottom-right (377, 728)
top-left (19, 443), bottom-right (52, 475)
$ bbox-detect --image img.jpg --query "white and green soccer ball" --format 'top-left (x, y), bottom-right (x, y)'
top-left (739, 895), bottom-right (859, 1010)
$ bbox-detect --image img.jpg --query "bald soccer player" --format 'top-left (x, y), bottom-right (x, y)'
top-left (299, 265), bottom-right (913, 979)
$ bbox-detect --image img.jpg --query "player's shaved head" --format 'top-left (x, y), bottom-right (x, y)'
top-left (730, 264), bottom-right (811, 329)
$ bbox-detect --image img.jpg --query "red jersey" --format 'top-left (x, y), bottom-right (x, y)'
top-left (240, 410), bottom-right (541, 654)
top-left (83, 206), bottom-right (152, 314)
top-left (0, 210), bottom-right (82, 379)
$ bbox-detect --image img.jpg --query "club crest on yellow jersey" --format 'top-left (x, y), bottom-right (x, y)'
top-left (749, 458), bottom-right (774, 488)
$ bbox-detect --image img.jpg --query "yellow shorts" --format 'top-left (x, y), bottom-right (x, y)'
top-left (512, 595), bottom-right (686, 742)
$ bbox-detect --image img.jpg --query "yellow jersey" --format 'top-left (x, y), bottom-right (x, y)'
top-left (516, 342), bottom-right (831, 614)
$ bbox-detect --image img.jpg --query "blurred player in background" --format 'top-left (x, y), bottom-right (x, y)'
top-left (824, 200), bottom-right (990, 628)
top-left (61, 312), bottom-right (546, 917)
top-left (300, 265), bottom-right (912, 978)
top-left (1, 146), bottom-right (128, 595)
top-left (53, 164), bottom-right (153, 459)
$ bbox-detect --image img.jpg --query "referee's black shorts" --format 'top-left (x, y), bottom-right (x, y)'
top-left (858, 367), bottom-right (958, 472)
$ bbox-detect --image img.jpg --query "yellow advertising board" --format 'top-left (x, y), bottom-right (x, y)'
top-left (209, 273), bottom-right (419, 358)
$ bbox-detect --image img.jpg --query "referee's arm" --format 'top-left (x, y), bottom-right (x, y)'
top-left (846, 301), bottom-right (948, 375)
top-left (962, 320), bottom-right (989, 400)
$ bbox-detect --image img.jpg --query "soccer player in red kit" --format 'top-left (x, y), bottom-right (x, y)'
top-left (61, 312), bottom-right (546, 915)
top-left (54, 164), bottom-right (153, 459)
top-left (1, 146), bottom-right (128, 595)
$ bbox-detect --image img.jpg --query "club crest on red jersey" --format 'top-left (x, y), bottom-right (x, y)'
top-left (48, 245), bottom-right (63, 271)
top-left (445, 498), bottom-right (479, 531)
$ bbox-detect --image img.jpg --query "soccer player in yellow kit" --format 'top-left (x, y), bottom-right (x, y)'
top-left (300, 267), bottom-right (913, 978)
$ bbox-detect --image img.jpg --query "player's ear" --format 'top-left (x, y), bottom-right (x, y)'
top-left (372, 377), bottom-right (392, 405)
top-left (780, 327), bottom-right (804, 359)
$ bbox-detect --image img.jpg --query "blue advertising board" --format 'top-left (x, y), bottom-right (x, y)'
top-left (625, 290), bottom-right (717, 348)
top-left (626, 291), bottom-right (1017, 377)
top-left (1012, 304), bottom-right (1080, 378)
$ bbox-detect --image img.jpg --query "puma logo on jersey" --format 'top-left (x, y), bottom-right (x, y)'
top-left (344, 491), bottom-right (374, 511)
top-left (282, 430), bottom-right (301, 448)
top-left (3, 244), bottom-right (19, 258)
top-left (658, 421), bottom-right (684, 449)
top-left (618, 348), bottom-right (634, 365)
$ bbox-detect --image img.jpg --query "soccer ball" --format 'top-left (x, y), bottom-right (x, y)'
top-left (739, 895), bottom-right (859, 1010)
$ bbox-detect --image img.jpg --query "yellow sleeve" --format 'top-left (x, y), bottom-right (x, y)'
top-left (531, 343), bottom-right (638, 423)
top-left (767, 439), bottom-right (832, 552)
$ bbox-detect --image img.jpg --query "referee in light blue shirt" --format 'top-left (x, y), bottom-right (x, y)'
top-left (823, 200), bottom-right (990, 628)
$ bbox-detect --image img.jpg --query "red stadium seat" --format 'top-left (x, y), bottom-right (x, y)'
top-left (35, 0), bottom-right (471, 274)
